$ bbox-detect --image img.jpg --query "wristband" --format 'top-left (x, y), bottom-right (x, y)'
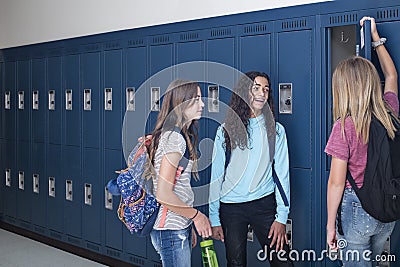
top-left (190, 209), bottom-right (199, 220)
top-left (372, 37), bottom-right (386, 49)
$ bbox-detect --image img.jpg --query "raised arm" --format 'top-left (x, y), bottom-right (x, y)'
top-left (361, 16), bottom-right (398, 96)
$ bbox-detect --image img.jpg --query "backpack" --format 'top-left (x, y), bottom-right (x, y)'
top-left (347, 113), bottom-right (400, 223)
top-left (106, 129), bottom-right (189, 236)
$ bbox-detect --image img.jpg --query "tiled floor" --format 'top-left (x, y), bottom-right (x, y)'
top-left (0, 229), bottom-right (107, 267)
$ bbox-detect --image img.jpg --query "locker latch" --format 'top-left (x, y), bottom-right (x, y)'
top-left (33, 91), bottom-right (39, 110)
top-left (49, 177), bottom-right (56, 197)
top-left (66, 180), bottom-right (73, 201)
top-left (208, 85), bottom-right (219, 113)
top-left (105, 187), bottom-right (113, 210)
top-left (65, 89), bottom-right (72, 110)
top-left (104, 88), bottom-right (112, 111)
top-left (48, 90), bottom-right (55, 110)
top-left (84, 89), bottom-right (91, 111)
top-left (286, 219), bottom-right (293, 250)
top-left (279, 83), bottom-right (292, 114)
top-left (18, 171), bottom-right (24, 190)
top-left (18, 91), bottom-right (24, 110)
top-left (5, 169), bottom-right (11, 187)
top-left (151, 87), bottom-right (160, 111)
top-left (33, 174), bottom-right (39, 193)
top-left (5, 91), bottom-right (11, 110)
top-left (126, 87), bottom-right (135, 111)
top-left (85, 183), bottom-right (92, 205)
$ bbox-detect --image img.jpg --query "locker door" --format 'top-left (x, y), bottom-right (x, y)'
top-left (3, 140), bottom-right (17, 220)
top-left (16, 140), bottom-right (31, 224)
top-left (277, 28), bottom-right (313, 262)
top-left (16, 60), bottom-right (31, 142)
top-left (47, 57), bottom-right (62, 145)
top-left (31, 142), bottom-right (46, 228)
top-left (104, 149), bottom-right (123, 251)
top-left (147, 43), bottom-right (173, 133)
top-left (82, 148), bottom-right (101, 245)
top-left (63, 54), bottom-right (81, 147)
top-left (32, 58), bottom-right (46, 143)
top-left (124, 46), bottom-right (148, 258)
top-left (0, 62), bottom-right (4, 139)
top-left (47, 144), bottom-right (63, 233)
top-left (104, 49), bottom-right (123, 150)
top-left (64, 145), bottom-right (81, 238)
top-left (81, 52), bottom-right (101, 149)
top-left (0, 140), bottom-right (3, 217)
top-left (239, 34), bottom-right (272, 74)
top-left (124, 46), bottom-right (147, 159)
top-left (4, 62), bottom-right (16, 141)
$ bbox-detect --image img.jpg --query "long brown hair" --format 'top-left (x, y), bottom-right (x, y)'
top-left (223, 71), bottom-right (275, 152)
top-left (148, 79), bottom-right (200, 177)
top-left (332, 56), bottom-right (397, 143)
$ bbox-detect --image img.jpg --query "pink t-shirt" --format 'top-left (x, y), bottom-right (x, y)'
top-left (325, 92), bottom-right (399, 188)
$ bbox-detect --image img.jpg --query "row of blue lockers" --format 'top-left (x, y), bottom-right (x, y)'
top-left (1, 1), bottom-right (400, 266)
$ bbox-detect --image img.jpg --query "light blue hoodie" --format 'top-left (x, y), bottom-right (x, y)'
top-left (209, 115), bottom-right (290, 226)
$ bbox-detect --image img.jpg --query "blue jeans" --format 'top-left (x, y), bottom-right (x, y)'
top-left (150, 225), bottom-right (192, 267)
top-left (337, 188), bottom-right (395, 267)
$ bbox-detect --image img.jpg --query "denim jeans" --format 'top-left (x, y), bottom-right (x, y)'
top-left (150, 225), bottom-right (192, 267)
top-left (337, 188), bottom-right (395, 267)
top-left (220, 194), bottom-right (294, 267)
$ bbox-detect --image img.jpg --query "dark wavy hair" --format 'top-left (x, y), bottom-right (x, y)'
top-left (223, 71), bottom-right (275, 151)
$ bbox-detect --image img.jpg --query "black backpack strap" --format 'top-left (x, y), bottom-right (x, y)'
top-left (172, 126), bottom-right (190, 173)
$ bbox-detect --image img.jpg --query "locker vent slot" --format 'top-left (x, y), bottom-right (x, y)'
top-left (152, 36), bottom-right (170, 44)
top-left (49, 48), bottom-right (63, 56)
top-left (20, 221), bottom-right (31, 229)
top-left (128, 39), bottom-right (145, 46)
top-left (243, 24), bottom-right (268, 34)
top-left (377, 8), bottom-right (399, 19)
top-left (180, 32), bottom-right (199, 41)
top-left (129, 256), bottom-right (145, 265)
top-left (67, 236), bottom-right (81, 245)
top-left (153, 263), bottom-right (162, 267)
top-left (34, 226), bottom-right (45, 234)
top-left (104, 41), bottom-right (121, 50)
top-left (106, 249), bottom-right (121, 258)
top-left (211, 28), bottom-right (232, 37)
top-left (66, 47), bottom-right (80, 55)
top-left (86, 242), bottom-right (100, 252)
top-left (281, 19), bottom-right (307, 29)
top-left (83, 44), bottom-right (100, 52)
top-left (50, 231), bottom-right (62, 240)
top-left (329, 14), bottom-right (358, 25)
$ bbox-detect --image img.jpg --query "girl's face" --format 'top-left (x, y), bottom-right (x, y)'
top-left (249, 76), bottom-right (269, 116)
top-left (184, 86), bottom-right (204, 122)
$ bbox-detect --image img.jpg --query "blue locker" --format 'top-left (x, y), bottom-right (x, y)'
top-left (31, 142), bottom-right (46, 228)
top-left (81, 52), bottom-right (101, 149)
top-left (4, 61), bottom-right (16, 141)
top-left (82, 148), bottom-right (102, 245)
top-left (4, 140), bottom-right (17, 219)
top-left (16, 60), bottom-right (30, 142)
top-left (123, 46), bottom-right (149, 258)
top-left (0, 140), bottom-right (3, 218)
top-left (16, 140), bottom-right (32, 224)
top-left (31, 58), bottom-right (46, 143)
top-left (104, 50), bottom-right (123, 150)
top-left (124, 46), bottom-right (147, 160)
top-left (46, 144), bottom-right (64, 233)
top-left (147, 43), bottom-right (173, 133)
top-left (104, 148), bottom-right (123, 252)
top-left (63, 54), bottom-right (81, 147)
top-left (277, 29), bottom-right (312, 169)
top-left (63, 145), bottom-right (82, 238)
top-left (47, 57), bottom-right (62, 145)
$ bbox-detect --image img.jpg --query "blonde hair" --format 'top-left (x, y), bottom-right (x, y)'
top-left (332, 56), bottom-right (396, 143)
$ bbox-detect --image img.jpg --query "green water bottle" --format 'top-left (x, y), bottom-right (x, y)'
top-left (200, 239), bottom-right (219, 267)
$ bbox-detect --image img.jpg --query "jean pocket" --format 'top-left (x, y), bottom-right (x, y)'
top-left (351, 201), bottom-right (379, 236)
